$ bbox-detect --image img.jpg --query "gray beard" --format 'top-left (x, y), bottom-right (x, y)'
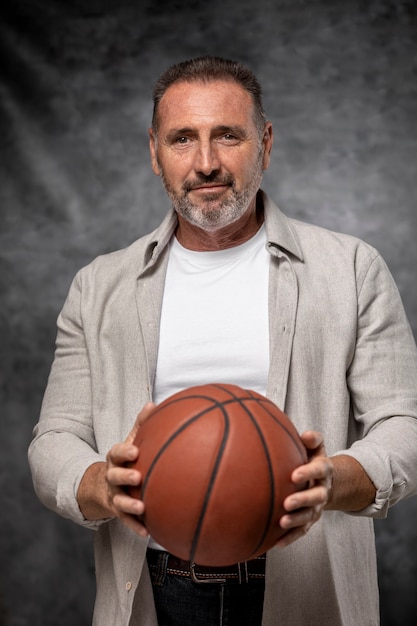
top-left (159, 159), bottom-right (264, 232)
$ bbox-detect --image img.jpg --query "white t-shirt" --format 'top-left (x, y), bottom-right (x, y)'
top-left (153, 225), bottom-right (270, 404)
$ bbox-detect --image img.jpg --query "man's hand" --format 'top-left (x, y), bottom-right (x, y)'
top-left (77, 402), bottom-right (155, 537)
top-left (276, 430), bottom-right (376, 548)
top-left (276, 430), bottom-right (333, 548)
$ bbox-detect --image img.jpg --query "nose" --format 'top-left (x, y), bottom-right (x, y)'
top-left (194, 140), bottom-right (220, 176)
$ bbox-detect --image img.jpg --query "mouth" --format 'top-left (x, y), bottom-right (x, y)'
top-left (190, 184), bottom-right (229, 193)
top-left (185, 179), bottom-right (233, 195)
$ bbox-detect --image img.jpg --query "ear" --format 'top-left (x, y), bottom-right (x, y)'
top-left (261, 122), bottom-right (273, 171)
top-left (149, 128), bottom-right (161, 176)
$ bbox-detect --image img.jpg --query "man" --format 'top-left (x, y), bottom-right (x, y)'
top-left (29, 56), bottom-right (417, 626)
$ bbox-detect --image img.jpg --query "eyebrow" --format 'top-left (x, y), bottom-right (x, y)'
top-left (165, 124), bottom-right (248, 140)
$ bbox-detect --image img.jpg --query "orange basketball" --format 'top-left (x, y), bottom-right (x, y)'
top-left (129, 383), bottom-right (307, 566)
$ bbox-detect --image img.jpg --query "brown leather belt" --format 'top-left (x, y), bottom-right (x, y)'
top-left (147, 548), bottom-right (266, 584)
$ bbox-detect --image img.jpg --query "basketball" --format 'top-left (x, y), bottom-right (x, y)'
top-left (129, 383), bottom-right (307, 566)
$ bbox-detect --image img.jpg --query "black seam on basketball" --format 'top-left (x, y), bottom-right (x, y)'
top-left (189, 405), bottom-right (230, 564)
top-left (211, 384), bottom-right (305, 459)
top-left (210, 386), bottom-right (306, 557)
top-left (141, 394), bottom-right (231, 564)
top-left (150, 393), bottom-right (219, 417)
top-left (208, 385), bottom-right (276, 556)
top-left (229, 400), bottom-right (276, 557)
top-left (247, 398), bottom-right (306, 458)
top-left (211, 383), bottom-right (242, 396)
top-left (141, 397), bottom-right (226, 497)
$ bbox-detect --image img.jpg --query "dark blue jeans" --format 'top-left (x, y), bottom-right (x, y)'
top-left (147, 551), bottom-right (265, 626)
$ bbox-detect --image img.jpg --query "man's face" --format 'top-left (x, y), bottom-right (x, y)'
top-left (149, 80), bottom-right (272, 232)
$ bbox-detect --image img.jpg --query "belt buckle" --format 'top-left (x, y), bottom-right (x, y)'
top-left (190, 562), bottom-right (226, 584)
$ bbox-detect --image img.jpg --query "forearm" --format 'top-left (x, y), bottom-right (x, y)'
top-left (77, 461), bottom-right (114, 521)
top-left (77, 443), bottom-right (148, 537)
top-left (326, 454), bottom-right (376, 511)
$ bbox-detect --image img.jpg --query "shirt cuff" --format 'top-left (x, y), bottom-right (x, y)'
top-left (56, 454), bottom-right (113, 530)
top-left (333, 442), bottom-right (405, 518)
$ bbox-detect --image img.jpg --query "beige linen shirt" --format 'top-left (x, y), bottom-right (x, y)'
top-left (29, 191), bottom-right (417, 626)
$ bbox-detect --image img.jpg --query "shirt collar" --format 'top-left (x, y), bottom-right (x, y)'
top-left (140, 189), bottom-right (304, 274)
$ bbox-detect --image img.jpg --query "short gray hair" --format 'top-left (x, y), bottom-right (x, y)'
top-left (151, 56), bottom-right (266, 135)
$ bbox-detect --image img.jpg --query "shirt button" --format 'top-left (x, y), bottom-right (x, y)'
top-left (126, 581), bottom-right (132, 591)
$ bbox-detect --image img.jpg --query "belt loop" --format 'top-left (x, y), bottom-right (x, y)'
top-left (238, 562), bottom-right (242, 584)
top-left (157, 550), bottom-right (169, 585)
top-left (237, 562), bottom-right (249, 584)
top-left (244, 561), bottom-right (249, 584)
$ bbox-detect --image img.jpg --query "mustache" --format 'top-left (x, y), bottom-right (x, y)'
top-left (183, 173), bottom-right (235, 192)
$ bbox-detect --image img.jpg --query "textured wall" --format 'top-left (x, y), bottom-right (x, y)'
top-left (1, 1), bottom-right (416, 624)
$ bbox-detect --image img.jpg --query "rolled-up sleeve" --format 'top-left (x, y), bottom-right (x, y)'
top-left (340, 252), bottom-right (417, 517)
top-left (28, 270), bottom-right (109, 529)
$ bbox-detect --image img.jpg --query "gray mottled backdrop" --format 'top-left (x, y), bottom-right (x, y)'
top-left (1, 0), bottom-right (416, 624)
